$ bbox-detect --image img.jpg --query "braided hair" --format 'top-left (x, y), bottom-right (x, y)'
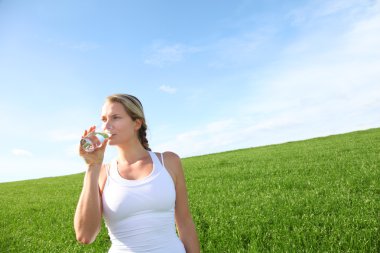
top-left (106, 94), bottom-right (151, 151)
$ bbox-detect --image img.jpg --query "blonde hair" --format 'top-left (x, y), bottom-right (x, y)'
top-left (106, 94), bottom-right (151, 151)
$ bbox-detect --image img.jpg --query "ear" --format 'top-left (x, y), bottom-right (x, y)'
top-left (134, 119), bottom-right (143, 131)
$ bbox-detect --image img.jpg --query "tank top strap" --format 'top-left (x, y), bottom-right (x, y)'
top-left (108, 159), bottom-right (118, 178)
top-left (161, 152), bottom-right (165, 168)
top-left (148, 151), bottom-right (163, 172)
top-left (106, 163), bottom-right (111, 177)
top-left (109, 155), bottom-right (166, 186)
top-left (108, 162), bottom-right (114, 185)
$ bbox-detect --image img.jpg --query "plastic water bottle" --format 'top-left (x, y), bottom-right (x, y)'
top-left (81, 132), bottom-right (109, 152)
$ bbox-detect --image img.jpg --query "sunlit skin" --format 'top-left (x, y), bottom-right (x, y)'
top-left (101, 101), bottom-right (142, 149)
top-left (100, 101), bottom-right (152, 180)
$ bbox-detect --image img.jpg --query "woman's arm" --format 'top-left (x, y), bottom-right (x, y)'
top-left (74, 164), bottom-right (103, 244)
top-left (74, 128), bottom-right (108, 244)
top-left (165, 152), bottom-right (200, 253)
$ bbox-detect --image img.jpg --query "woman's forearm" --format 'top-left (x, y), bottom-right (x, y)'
top-left (74, 164), bottom-right (103, 244)
top-left (179, 219), bottom-right (201, 253)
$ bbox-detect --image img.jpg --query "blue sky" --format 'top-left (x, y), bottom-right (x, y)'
top-left (0, 0), bottom-right (379, 182)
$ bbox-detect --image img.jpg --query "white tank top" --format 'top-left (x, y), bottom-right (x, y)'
top-left (102, 151), bottom-right (186, 253)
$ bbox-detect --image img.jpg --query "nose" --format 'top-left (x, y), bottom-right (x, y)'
top-left (104, 121), bottom-right (113, 131)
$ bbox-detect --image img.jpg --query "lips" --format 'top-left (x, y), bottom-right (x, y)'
top-left (104, 131), bottom-right (114, 138)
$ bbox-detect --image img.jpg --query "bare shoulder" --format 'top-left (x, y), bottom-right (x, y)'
top-left (163, 151), bottom-right (183, 169)
top-left (163, 151), bottom-right (181, 162)
top-left (162, 151), bottom-right (184, 185)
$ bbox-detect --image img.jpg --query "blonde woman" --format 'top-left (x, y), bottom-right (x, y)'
top-left (74, 94), bottom-right (200, 253)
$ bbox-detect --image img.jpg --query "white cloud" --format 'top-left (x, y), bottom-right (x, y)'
top-left (159, 85), bottom-right (177, 94)
top-left (287, 0), bottom-right (374, 25)
top-left (144, 43), bottom-right (200, 67)
top-left (316, 0), bottom-right (368, 17)
top-left (343, 8), bottom-right (380, 55)
top-left (11, 148), bottom-right (33, 157)
top-left (155, 110), bottom-right (308, 158)
top-left (155, 0), bottom-right (380, 158)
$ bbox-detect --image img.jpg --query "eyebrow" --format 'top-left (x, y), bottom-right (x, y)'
top-left (101, 113), bottom-right (122, 119)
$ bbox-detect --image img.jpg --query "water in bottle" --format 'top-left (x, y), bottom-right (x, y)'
top-left (81, 132), bottom-right (109, 152)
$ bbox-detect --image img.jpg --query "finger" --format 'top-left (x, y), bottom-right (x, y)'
top-left (78, 142), bottom-right (85, 154)
top-left (99, 139), bottom-right (109, 151)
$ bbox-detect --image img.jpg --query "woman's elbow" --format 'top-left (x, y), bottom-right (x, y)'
top-left (74, 220), bottom-right (100, 244)
top-left (75, 225), bottom-right (99, 244)
top-left (76, 233), bottom-right (95, 244)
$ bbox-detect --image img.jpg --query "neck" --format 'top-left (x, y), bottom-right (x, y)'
top-left (116, 139), bottom-right (149, 165)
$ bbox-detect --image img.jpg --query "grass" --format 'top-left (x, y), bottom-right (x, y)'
top-left (1, 128), bottom-right (379, 252)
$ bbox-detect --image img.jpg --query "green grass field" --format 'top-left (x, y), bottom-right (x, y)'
top-left (1, 128), bottom-right (379, 252)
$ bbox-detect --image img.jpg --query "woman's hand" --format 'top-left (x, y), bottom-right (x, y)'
top-left (79, 126), bottom-right (108, 166)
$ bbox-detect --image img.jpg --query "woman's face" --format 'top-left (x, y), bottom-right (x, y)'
top-left (101, 101), bottom-right (141, 146)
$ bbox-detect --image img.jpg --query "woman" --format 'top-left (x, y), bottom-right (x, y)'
top-left (74, 94), bottom-right (200, 253)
